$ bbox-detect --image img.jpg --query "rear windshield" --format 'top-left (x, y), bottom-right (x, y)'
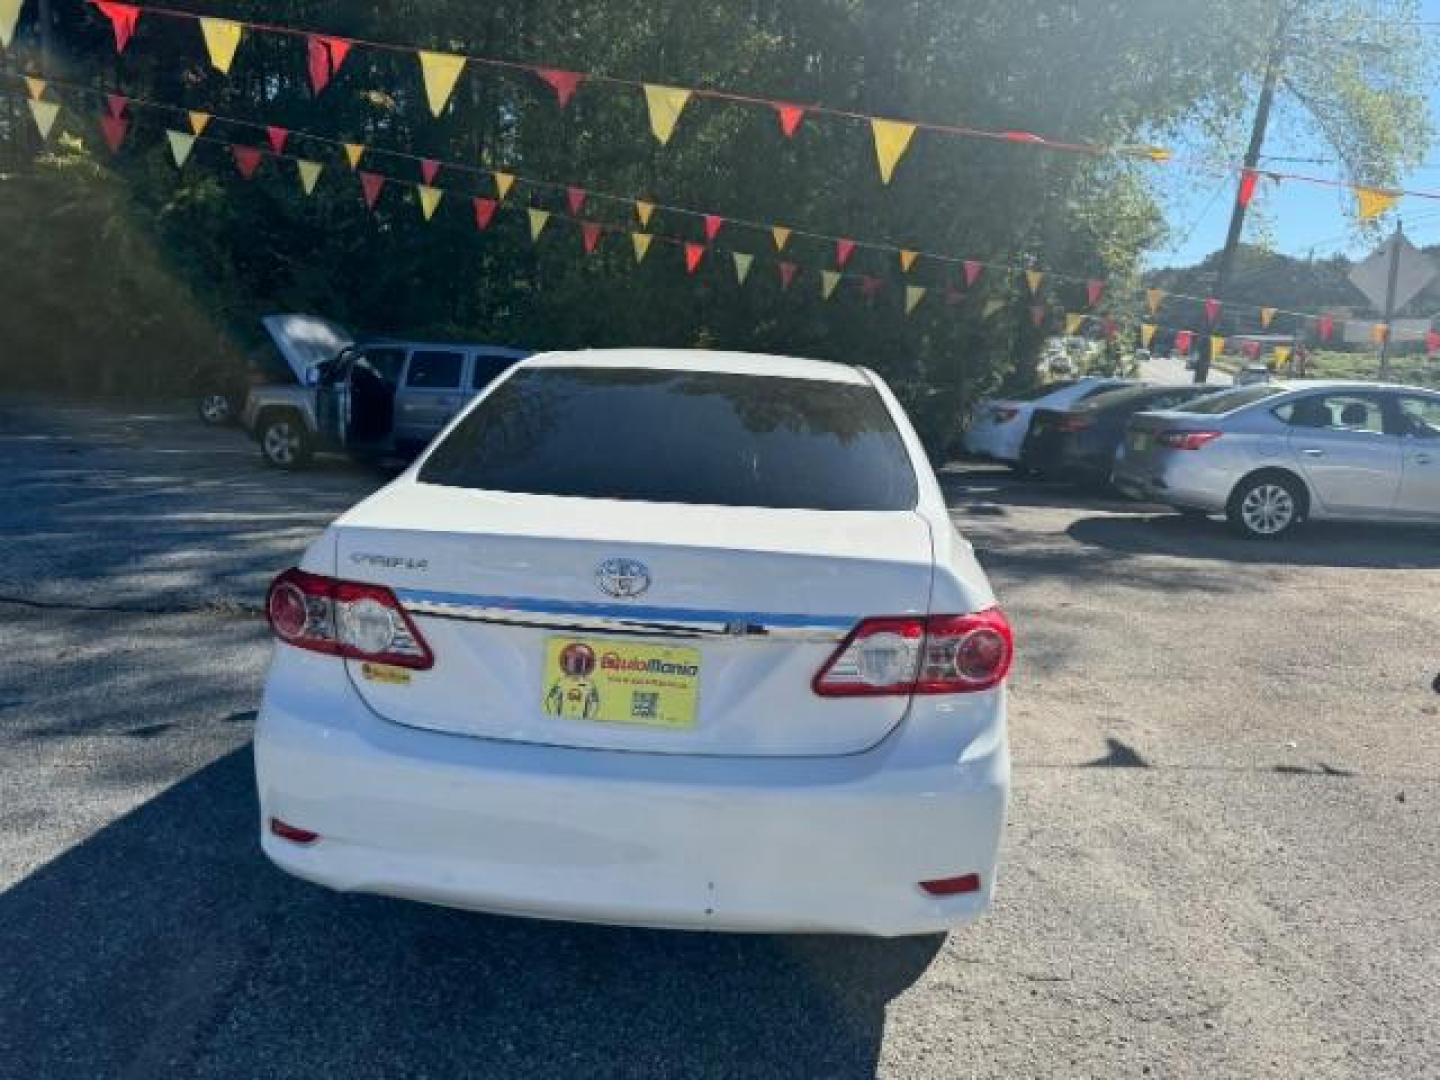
top-left (419, 367), bottom-right (919, 511)
top-left (1171, 385), bottom-right (1285, 415)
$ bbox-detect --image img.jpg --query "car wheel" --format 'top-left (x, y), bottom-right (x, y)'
top-left (259, 414), bottom-right (313, 470)
top-left (198, 393), bottom-right (233, 426)
top-left (1227, 473), bottom-right (1303, 540)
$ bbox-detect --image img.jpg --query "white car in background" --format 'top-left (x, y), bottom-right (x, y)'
top-left (963, 376), bottom-right (1132, 465)
top-left (255, 349), bottom-right (1014, 937)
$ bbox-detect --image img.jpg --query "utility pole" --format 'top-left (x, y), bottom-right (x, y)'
top-left (1195, 5), bottom-right (1292, 384)
top-left (1378, 219), bottom-right (1403, 380)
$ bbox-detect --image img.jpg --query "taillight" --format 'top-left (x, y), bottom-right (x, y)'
top-left (264, 568), bottom-right (434, 669)
top-left (1157, 430), bottom-right (1222, 450)
top-left (991, 407), bottom-right (1019, 423)
top-left (1055, 414), bottom-right (1095, 433)
top-left (813, 608), bottom-right (1013, 696)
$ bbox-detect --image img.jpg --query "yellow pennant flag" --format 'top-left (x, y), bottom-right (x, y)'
top-left (899, 249), bottom-right (918, 273)
top-left (1145, 288), bottom-right (1163, 315)
top-left (905, 285), bottom-right (927, 315)
top-left (733, 252), bottom-right (754, 284)
top-left (199, 17), bottom-right (243, 74)
top-left (528, 208), bottom-right (550, 242)
top-left (341, 143), bottom-right (364, 169)
top-left (1273, 345), bottom-right (1291, 367)
top-left (982, 298), bottom-right (1005, 320)
top-left (418, 50), bottom-right (467, 116)
top-left (296, 159), bottom-right (322, 196)
top-left (1025, 269), bottom-right (1044, 295)
top-left (493, 171), bottom-right (515, 200)
top-left (1356, 186), bottom-right (1399, 221)
top-left (821, 270), bottom-right (840, 300)
top-left (24, 77), bottom-right (46, 100)
top-left (643, 84), bottom-right (692, 145)
top-left (1211, 335), bottom-right (1226, 358)
top-left (871, 119), bottom-right (917, 184)
top-left (418, 185), bottom-right (442, 221)
top-left (772, 226), bottom-right (791, 252)
top-left (166, 130), bottom-right (195, 168)
top-left (1260, 306), bottom-right (1277, 328)
top-left (188, 111), bottom-right (211, 136)
top-left (1141, 323), bottom-right (1157, 348)
top-left (631, 232), bottom-right (652, 263)
top-left (1, 0), bottom-right (25, 47)
top-left (27, 99), bottom-right (59, 140)
top-left (1064, 312), bottom-right (1084, 336)
top-left (635, 199), bottom-right (655, 227)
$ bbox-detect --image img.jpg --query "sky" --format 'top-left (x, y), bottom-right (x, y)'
top-left (1152, 0), bottom-right (1440, 268)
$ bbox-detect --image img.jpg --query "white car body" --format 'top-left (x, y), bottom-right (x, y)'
top-left (254, 349), bottom-right (1012, 937)
top-left (963, 376), bottom-right (1130, 462)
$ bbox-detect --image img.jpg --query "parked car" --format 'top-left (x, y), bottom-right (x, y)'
top-left (1234, 363), bottom-right (1273, 387)
top-left (1112, 380), bottom-right (1440, 538)
top-left (1019, 383), bottom-right (1218, 485)
top-left (962, 376), bottom-right (1133, 466)
top-left (242, 319), bottom-right (529, 468)
top-left (255, 349), bottom-right (1014, 936)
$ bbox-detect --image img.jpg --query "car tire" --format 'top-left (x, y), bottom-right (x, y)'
top-left (259, 412), bottom-right (313, 470)
top-left (198, 392), bottom-right (234, 426)
top-left (1226, 472), bottom-right (1304, 540)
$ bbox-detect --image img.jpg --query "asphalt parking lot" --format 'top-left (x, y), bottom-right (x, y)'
top-left (2, 397), bottom-right (1438, 1079)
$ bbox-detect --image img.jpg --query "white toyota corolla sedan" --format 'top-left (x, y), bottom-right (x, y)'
top-left (254, 349), bottom-right (1013, 937)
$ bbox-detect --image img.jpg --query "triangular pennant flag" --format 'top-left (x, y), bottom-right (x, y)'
top-left (963, 260), bottom-right (982, 287)
top-left (306, 34), bottom-right (352, 95)
top-left (871, 119), bottom-right (917, 184)
top-left (1317, 314), bottom-right (1334, 342)
top-left (105, 94), bottom-right (126, 119)
top-left (0, 0), bottom-right (22, 48)
top-left (266, 126), bottom-right (288, 155)
top-left (24, 77), bottom-right (46, 100)
top-left (635, 199), bottom-right (654, 227)
top-left (528, 208), bottom-right (550, 241)
top-left (631, 232), bottom-right (652, 263)
top-left (859, 275), bottom-right (883, 301)
top-left (417, 185), bottom-right (442, 221)
top-left (703, 214), bottom-right (723, 243)
top-left (231, 144), bottom-right (261, 179)
top-left (166, 129), bottom-right (194, 167)
top-left (1030, 304), bottom-right (1047, 328)
top-left (472, 196), bottom-right (497, 230)
top-left (199, 17), bottom-right (243, 74)
top-left (1273, 345), bottom-right (1291, 367)
top-left (1145, 287), bottom-right (1163, 315)
top-left (1371, 322), bottom-right (1389, 344)
top-left (418, 50), bottom-right (467, 117)
top-left (188, 111), bottom-right (210, 136)
top-left (1427, 329), bottom-right (1440, 356)
top-left (1210, 335), bottom-right (1226, 359)
top-left (821, 270), bottom-right (841, 299)
top-left (1064, 312), bottom-right (1084, 336)
top-left (296, 159), bottom-right (322, 195)
top-left (1260, 306), bottom-right (1277, 329)
top-left (1024, 269), bottom-right (1044, 295)
top-left (684, 242), bottom-right (705, 274)
top-left (899, 249), bottom-right (918, 273)
top-left (535, 68), bottom-right (584, 108)
top-left (643, 84), bottom-right (692, 145)
top-left (99, 114), bottom-right (128, 153)
top-left (1174, 330), bottom-right (1193, 354)
top-left (835, 238), bottom-right (855, 268)
top-left (982, 298), bottom-right (1005, 320)
top-left (27, 99), bottom-right (59, 140)
top-left (566, 186), bottom-right (586, 216)
top-left (1141, 323), bottom-right (1157, 348)
top-left (358, 170), bottom-right (384, 210)
top-left (420, 158), bottom-right (440, 185)
top-left (774, 103), bottom-right (805, 138)
top-left (778, 261), bottom-right (797, 290)
top-left (343, 142), bottom-right (364, 169)
top-left (772, 226), bottom-right (791, 252)
top-left (493, 171), bottom-right (515, 200)
top-left (1241, 340), bottom-right (1261, 360)
top-left (1086, 279), bottom-right (1104, 307)
top-left (905, 286), bottom-right (927, 315)
top-left (733, 252), bottom-right (753, 284)
top-left (95, 2), bottom-right (140, 53)
top-left (1237, 168), bottom-right (1259, 208)
top-left (580, 221), bottom-right (602, 254)
top-left (1204, 297), bottom-right (1221, 325)
top-left (1356, 186), bottom-right (1398, 221)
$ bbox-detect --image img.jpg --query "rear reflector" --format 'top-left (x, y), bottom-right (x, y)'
top-left (269, 817), bottom-right (319, 844)
top-left (813, 608), bottom-right (1014, 696)
top-left (919, 873), bottom-right (981, 897)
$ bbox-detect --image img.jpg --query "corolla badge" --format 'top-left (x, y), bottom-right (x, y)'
top-left (596, 558), bottom-right (651, 599)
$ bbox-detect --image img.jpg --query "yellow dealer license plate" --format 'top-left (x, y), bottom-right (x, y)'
top-left (541, 637), bottom-right (700, 729)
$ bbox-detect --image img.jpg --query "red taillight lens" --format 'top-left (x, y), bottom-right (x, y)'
top-left (264, 568), bottom-right (434, 669)
top-left (991, 407), bottom-right (1020, 423)
top-left (269, 817), bottom-right (319, 844)
top-left (813, 608), bottom-right (1013, 696)
top-left (1055, 414), bottom-right (1094, 433)
top-left (1157, 429), bottom-right (1222, 450)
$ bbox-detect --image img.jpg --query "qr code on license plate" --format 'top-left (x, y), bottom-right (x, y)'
top-left (630, 692), bottom-right (659, 720)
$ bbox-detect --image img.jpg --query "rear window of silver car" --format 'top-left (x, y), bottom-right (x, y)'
top-left (1172, 385), bottom-right (1286, 415)
top-left (418, 367), bottom-right (919, 511)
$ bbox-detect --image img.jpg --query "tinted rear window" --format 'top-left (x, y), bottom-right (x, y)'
top-left (406, 350), bottom-right (463, 388)
top-left (419, 368), bottom-right (919, 511)
top-left (471, 353), bottom-right (519, 390)
top-left (1173, 385), bottom-right (1285, 415)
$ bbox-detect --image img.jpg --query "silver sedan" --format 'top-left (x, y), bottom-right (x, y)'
top-left (1112, 380), bottom-right (1440, 539)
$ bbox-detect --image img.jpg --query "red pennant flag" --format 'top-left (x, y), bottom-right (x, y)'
top-left (231, 145), bottom-right (262, 179)
top-left (104, 93), bottom-right (127, 119)
top-left (1427, 329), bottom-right (1440, 356)
top-left (1242, 340), bottom-right (1261, 359)
top-left (1317, 314), bottom-right (1335, 342)
top-left (703, 214), bottom-right (723, 243)
top-left (95, 2), bottom-right (140, 53)
top-left (684, 242), bottom-right (705, 275)
top-left (1086, 279), bottom-right (1104, 307)
top-left (774, 103), bottom-right (805, 138)
top-left (472, 196), bottom-right (497, 230)
top-left (566, 186), bottom-right (586, 216)
top-left (859, 275), bottom-right (883, 301)
top-left (418, 159), bottom-right (440, 185)
top-left (778, 261), bottom-right (797, 290)
top-left (1030, 304), bottom-right (1046, 328)
top-left (1237, 168), bottom-right (1259, 208)
top-left (835, 238), bottom-right (856, 268)
top-left (1204, 297), bottom-right (1221, 325)
top-left (266, 126), bottom-right (288, 155)
top-left (963, 260), bottom-right (982, 287)
top-left (358, 170), bottom-right (385, 210)
top-left (306, 34), bottom-right (352, 95)
top-left (535, 68), bottom-right (584, 108)
top-left (1103, 317), bottom-right (1118, 341)
top-left (580, 221), bottom-right (602, 254)
top-left (99, 114), bottom-right (128, 153)
top-left (1174, 330), bottom-right (1193, 354)
top-left (945, 284), bottom-right (965, 306)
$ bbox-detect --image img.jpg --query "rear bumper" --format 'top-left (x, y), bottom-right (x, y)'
top-left (1111, 453), bottom-right (1232, 511)
top-left (255, 650), bottom-right (1009, 937)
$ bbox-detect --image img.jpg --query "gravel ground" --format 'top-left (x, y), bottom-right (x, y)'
top-left (0, 397), bottom-right (1437, 1079)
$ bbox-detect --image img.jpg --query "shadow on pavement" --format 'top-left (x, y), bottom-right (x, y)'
top-left (0, 746), bottom-right (941, 1079)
